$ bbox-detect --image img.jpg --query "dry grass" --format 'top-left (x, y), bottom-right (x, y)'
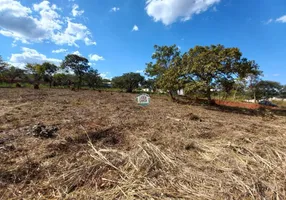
top-left (0, 88), bottom-right (286, 199)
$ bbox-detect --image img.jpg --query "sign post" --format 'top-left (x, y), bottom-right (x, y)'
top-left (136, 93), bottom-right (151, 106)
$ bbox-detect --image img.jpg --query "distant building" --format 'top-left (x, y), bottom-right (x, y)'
top-left (177, 89), bottom-right (184, 96)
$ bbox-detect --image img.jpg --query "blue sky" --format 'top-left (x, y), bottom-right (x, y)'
top-left (0, 0), bottom-right (285, 83)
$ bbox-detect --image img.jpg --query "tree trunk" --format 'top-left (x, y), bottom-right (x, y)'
top-left (169, 90), bottom-right (175, 100)
top-left (126, 88), bottom-right (132, 93)
top-left (78, 76), bottom-right (82, 90)
top-left (233, 90), bottom-right (237, 100)
top-left (49, 81), bottom-right (52, 88)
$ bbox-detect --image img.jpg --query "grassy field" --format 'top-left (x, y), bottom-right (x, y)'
top-left (1, 88), bottom-right (286, 199)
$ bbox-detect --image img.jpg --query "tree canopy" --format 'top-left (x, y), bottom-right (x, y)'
top-left (146, 44), bottom-right (262, 103)
top-left (112, 72), bottom-right (145, 92)
top-left (61, 54), bottom-right (90, 89)
top-left (255, 80), bottom-right (283, 99)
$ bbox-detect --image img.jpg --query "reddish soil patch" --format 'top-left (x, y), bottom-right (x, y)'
top-left (214, 100), bottom-right (261, 109)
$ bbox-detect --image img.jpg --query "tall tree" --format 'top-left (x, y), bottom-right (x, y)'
top-left (182, 45), bottom-right (261, 103)
top-left (61, 54), bottom-right (90, 89)
top-left (42, 62), bottom-right (58, 88)
top-left (112, 72), bottom-right (144, 92)
top-left (146, 44), bottom-right (181, 98)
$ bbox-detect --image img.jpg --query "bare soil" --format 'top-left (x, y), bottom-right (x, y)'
top-left (0, 88), bottom-right (286, 199)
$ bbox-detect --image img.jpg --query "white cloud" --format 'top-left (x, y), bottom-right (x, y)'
top-left (84, 37), bottom-right (96, 46)
top-left (0, 0), bottom-right (95, 47)
top-left (145, 0), bottom-right (220, 25)
top-left (72, 50), bottom-right (81, 56)
top-left (9, 47), bottom-right (61, 68)
top-left (52, 20), bottom-right (96, 47)
top-left (136, 70), bottom-right (144, 73)
top-left (71, 4), bottom-right (84, 17)
top-left (52, 48), bottom-right (67, 53)
top-left (276, 15), bottom-right (286, 23)
top-left (273, 74), bottom-right (280, 77)
top-left (132, 25), bottom-right (139, 31)
top-left (89, 54), bottom-right (104, 61)
top-left (110, 7), bottom-right (120, 12)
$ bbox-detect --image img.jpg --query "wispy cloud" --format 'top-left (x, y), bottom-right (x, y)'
top-left (265, 18), bottom-right (273, 24)
top-left (72, 4), bottom-right (84, 17)
top-left (52, 49), bottom-right (67, 53)
top-left (110, 7), bottom-right (120, 12)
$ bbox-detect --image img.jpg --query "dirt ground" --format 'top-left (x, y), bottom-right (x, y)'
top-left (0, 88), bottom-right (286, 200)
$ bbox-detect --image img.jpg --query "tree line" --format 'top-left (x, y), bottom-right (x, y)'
top-left (1, 44), bottom-right (285, 103)
top-left (0, 54), bottom-right (103, 89)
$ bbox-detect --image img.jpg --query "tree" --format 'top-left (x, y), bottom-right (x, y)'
top-left (146, 44), bottom-right (181, 98)
top-left (181, 45), bottom-right (261, 103)
top-left (112, 72), bottom-right (144, 92)
top-left (42, 62), bottom-right (58, 88)
top-left (0, 56), bottom-right (8, 72)
top-left (84, 69), bottom-right (102, 89)
top-left (61, 54), bottom-right (90, 89)
top-left (53, 73), bottom-right (75, 87)
top-left (255, 80), bottom-right (282, 99)
top-left (0, 56), bottom-right (8, 82)
top-left (142, 79), bottom-right (156, 92)
top-left (25, 63), bottom-right (46, 86)
top-left (3, 66), bottom-right (25, 83)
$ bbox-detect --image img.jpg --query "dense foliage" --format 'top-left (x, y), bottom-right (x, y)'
top-left (0, 54), bottom-right (102, 89)
top-left (145, 44), bottom-right (273, 102)
top-left (112, 72), bottom-right (145, 92)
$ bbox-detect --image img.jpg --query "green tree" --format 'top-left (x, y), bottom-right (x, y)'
top-left (25, 63), bottom-right (46, 86)
top-left (61, 54), bottom-right (90, 89)
top-left (181, 45), bottom-right (261, 103)
top-left (112, 72), bottom-right (144, 92)
top-left (53, 73), bottom-right (75, 87)
top-left (3, 66), bottom-right (25, 83)
top-left (84, 69), bottom-right (102, 89)
top-left (0, 56), bottom-right (8, 82)
top-left (42, 62), bottom-right (58, 88)
top-left (255, 80), bottom-right (282, 99)
top-left (146, 44), bottom-right (181, 98)
top-left (247, 73), bottom-right (261, 102)
top-left (0, 56), bottom-right (8, 72)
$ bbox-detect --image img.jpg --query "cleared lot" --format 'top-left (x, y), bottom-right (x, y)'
top-left (0, 88), bottom-right (286, 199)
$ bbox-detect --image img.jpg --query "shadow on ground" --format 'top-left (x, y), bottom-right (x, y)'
top-left (173, 96), bottom-right (286, 117)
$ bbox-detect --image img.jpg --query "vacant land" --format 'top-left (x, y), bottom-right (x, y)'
top-left (0, 88), bottom-right (286, 199)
